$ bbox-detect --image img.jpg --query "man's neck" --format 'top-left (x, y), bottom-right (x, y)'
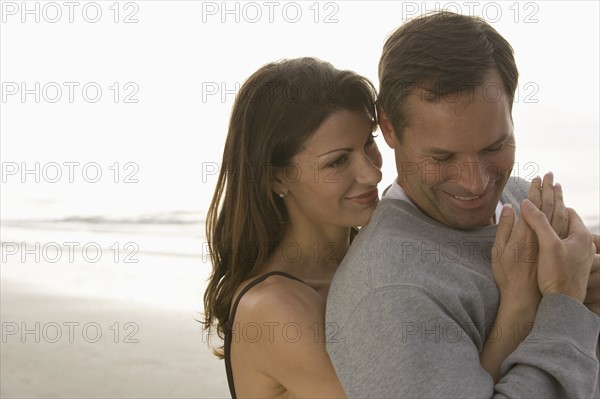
top-left (383, 178), bottom-right (502, 226)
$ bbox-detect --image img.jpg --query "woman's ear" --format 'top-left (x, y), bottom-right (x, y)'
top-left (378, 107), bottom-right (398, 150)
top-left (271, 166), bottom-right (289, 198)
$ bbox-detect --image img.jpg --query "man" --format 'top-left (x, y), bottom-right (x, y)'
top-left (326, 11), bottom-right (599, 398)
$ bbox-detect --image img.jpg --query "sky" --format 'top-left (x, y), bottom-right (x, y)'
top-left (1, 0), bottom-right (598, 224)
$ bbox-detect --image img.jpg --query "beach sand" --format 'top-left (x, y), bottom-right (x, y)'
top-left (1, 221), bottom-right (231, 398)
top-left (1, 279), bottom-right (230, 398)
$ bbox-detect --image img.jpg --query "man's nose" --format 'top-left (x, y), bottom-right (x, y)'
top-left (456, 158), bottom-right (489, 195)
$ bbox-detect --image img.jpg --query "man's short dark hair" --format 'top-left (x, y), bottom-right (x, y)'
top-left (378, 11), bottom-right (519, 141)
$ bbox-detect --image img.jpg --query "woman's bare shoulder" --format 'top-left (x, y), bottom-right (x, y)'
top-left (231, 273), bottom-right (346, 397)
top-left (233, 273), bottom-right (324, 327)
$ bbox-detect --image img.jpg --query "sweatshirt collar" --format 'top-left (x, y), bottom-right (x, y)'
top-left (382, 178), bottom-right (503, 225)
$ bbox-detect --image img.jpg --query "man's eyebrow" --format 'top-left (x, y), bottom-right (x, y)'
top-left (481, 133), bottom-right (510, 149)
top-left (424, 133), bottom-right (510, 155)
top-left (318, 148), bottom-right (352, 157)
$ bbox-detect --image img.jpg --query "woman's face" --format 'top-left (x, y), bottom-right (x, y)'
top-left (278, 109), bottom-right (383, 229)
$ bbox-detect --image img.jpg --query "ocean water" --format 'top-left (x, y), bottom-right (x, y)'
top-left (0, 211), bottom-right (210, 313)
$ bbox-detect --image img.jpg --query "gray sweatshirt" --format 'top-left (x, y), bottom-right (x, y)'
top-left (326, 178), bottom-right (600, 398)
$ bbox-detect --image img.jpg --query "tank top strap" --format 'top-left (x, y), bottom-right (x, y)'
top-left (224, 271), bottom-right (310, 399)
top-left (228, 271), bottom-right (308, 324)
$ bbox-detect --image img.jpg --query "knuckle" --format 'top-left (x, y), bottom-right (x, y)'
top-left (543, 200), bottom-right (554, 211)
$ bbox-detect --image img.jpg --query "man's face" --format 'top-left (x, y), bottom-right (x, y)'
top-left (380, 70), bottom-right (516, 230)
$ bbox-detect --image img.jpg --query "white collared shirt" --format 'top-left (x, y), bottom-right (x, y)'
top-left (383, 179), bottom-right (503, 225)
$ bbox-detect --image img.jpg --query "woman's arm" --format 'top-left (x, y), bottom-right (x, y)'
top-left (480, 173), bottom-right (567, 382)
top-left (236, 277), bottom-right (347, 398)
top-left (585, 234), bottom-right (600, 316)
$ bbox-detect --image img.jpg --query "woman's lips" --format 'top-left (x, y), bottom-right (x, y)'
top-left (347, 188), bottom-right (379, 205)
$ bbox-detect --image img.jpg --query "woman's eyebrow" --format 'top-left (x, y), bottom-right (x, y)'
top-left (318, 148), bottom-right (351, 157)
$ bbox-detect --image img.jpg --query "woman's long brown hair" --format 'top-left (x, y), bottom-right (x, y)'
top-left (203, 58), bottom-right (377, 357)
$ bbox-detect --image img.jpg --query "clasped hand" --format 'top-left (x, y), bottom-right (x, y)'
top-left (493, 173), bottom-right (597, 317)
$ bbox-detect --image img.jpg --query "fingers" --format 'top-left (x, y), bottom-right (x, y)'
top-left (494, 204), bottom-right (515, 247)
top-left (592, 233), bottom-right (600, 254)
top-left (565, 207), bottom-right (590, 238)
top-left (520, 199), bottom-right (559, 244)
top-left (532, 204), bottom-right (594, 302)
top-left (550, 183), bottom-right (568, 239)
top-left (540, 172), bottom-right (555, 221)
top-left (529, 172), bottom-right (568, 239)
top-left (527, 176), bottom-right (542, 209)
top-left (591, 254), bottom-right (600, 273)
top-left (584, 258), bottom-right (600, 316)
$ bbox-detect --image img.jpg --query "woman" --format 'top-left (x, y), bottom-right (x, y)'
top-left (203, 58), bottom-right (561, 398)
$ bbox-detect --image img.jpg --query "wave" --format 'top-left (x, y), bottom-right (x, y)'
top-left (1, 210), bottom-right (205, 226)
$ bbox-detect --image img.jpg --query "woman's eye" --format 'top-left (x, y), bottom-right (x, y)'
top-left (327, 156), bottom-right (347, 168)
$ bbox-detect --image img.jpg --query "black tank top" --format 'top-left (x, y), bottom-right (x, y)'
top-left (223, 271), bottom-right (309, 399)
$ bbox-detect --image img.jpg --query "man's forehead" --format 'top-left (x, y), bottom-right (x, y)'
top-left (402, 98), bottom-right (514, 150)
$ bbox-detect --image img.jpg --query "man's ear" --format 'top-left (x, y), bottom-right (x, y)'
top-left (378, 107), bottom-right (398, 149)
